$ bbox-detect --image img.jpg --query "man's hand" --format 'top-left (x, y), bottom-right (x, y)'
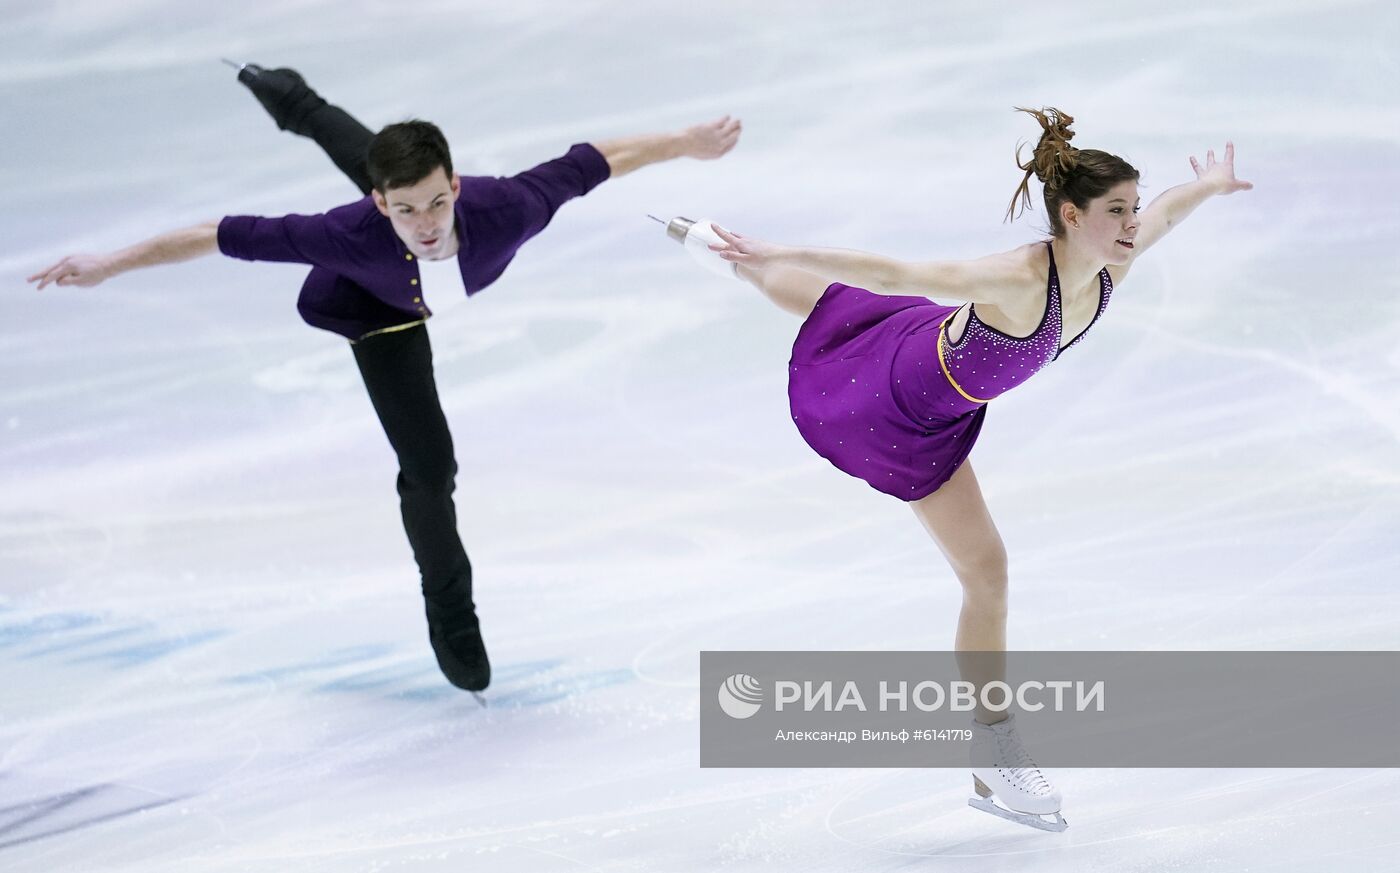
top-left (27, 254), bottom-right (115, 290)
top-left (678, 115), bottom-right (742, 161)
top-left (28, 221), bottom-right (220, 290)
top-left (593, 117), bottom-right (743, 177)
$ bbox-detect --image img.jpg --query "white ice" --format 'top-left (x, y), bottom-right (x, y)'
top-left (3, 1), bottom-right (1399, 870)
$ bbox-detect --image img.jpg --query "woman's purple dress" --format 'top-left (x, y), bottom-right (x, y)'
top-left (787, 241), bottom-right (1113, 499)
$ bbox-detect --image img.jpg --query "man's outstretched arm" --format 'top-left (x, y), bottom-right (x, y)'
top-left (501, 116), bottom-right (743, 250)
top-left (28, 208), bottom-right (356, 290)
top-left (28, 221), bottom-right (220, 290)
top-left (592, 115), bottom-right (742, 177)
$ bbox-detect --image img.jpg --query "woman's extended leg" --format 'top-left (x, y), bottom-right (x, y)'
top-left (235, 65), bottom-right (376, 195)
top-left (908, 460), bottom-right (1009, 724)
top-left (913, 460), bottom-right (1065, 825)
top-left (736, 263), bottom-right (831, 318)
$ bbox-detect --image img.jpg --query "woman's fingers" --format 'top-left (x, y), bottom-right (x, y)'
top-left (711, 224), bottom-right (743, 245)
top-left (27, 260), bottom-right (63, 288)
top-left (37, 264), bottom-right (63, 290)
top-left (52, 262), bottom-right (76, 288)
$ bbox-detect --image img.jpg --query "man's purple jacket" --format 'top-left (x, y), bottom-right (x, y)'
top-left (217, 144), bottom-right (610, 342)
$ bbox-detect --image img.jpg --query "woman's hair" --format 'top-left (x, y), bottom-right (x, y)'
top-left (1005, 107), bottom-right (1139, 236)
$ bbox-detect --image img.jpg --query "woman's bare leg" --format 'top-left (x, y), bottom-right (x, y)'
top-left (909, 460), bottom-right (1009, 725)
top-left (735, 263), bottom-right (830, 318)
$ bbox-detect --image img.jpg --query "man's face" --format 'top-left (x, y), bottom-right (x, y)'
top-left (372, 167), bottom-right (461, 260)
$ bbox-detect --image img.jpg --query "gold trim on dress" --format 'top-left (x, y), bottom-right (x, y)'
top-left (936, 311), bottom-right (991, 405)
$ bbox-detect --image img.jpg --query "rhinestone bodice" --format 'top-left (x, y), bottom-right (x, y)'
top-left (939, 242), bottom-right (1113, 403)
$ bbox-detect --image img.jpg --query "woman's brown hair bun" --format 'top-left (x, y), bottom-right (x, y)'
top-left (1004, 106), bottom-right (1140, 236)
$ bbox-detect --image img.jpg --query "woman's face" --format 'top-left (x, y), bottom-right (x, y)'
top-left (1068, 180), bottom-right (1141, 264)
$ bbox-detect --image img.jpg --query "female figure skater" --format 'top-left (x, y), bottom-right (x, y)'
top-left (697, 107), bottom-right (1252, 830)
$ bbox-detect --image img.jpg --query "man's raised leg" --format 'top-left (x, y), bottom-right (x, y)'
top-left (232, 63), bottom-right (376, 195)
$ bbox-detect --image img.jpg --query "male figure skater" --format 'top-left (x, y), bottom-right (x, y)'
top-left (29, 64), bottom-right (743, 694)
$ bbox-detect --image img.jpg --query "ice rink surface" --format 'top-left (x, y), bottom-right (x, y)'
top-left (3, 0), bottom-right (1399, 869)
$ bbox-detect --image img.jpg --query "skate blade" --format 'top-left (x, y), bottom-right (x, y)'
top-left (968, 795), bottom-right (1067, 832)
top-left (470, 691), bottom-right (488, 708)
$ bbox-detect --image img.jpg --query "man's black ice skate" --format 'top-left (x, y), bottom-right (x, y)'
top-left (224, 59), bottom-right (328, 137)
top-left (424, 574), bottom-right (491, 693)
top-left (222, 58), bottom-right (375, 194)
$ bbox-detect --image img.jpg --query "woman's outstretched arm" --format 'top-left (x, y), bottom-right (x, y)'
top-left (1118, 141), bottom-right (1253, 271)
top-left (708, 225), bottom-right (1035, 308)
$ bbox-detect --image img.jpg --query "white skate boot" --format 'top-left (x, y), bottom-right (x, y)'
top-left (967, 714), bottom-right (1067, 832)
top-left (652, 215), bottom-right (740, 280)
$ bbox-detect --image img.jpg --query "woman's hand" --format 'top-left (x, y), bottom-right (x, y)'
top-left (27, 254), bottom-right (115, 290)
top-left (708, 225), bottom-right (789, 271)
top-left (1190, 141), bottom-right (1253, 195)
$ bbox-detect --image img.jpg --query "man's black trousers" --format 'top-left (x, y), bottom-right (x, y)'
top-left (299, 96), bottom-right (472, 602)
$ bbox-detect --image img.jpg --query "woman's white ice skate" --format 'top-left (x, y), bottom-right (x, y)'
top-left (652, 215), bottom-right (740, 280)
top-left (967, 714), bottom-right (1067, 832)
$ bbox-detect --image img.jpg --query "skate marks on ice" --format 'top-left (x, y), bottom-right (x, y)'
top-left (228, 650), bottom-right (633, 710)
top-left (0, 511), bottom-right (116, 600)
top-left (0, 784), bottom-right (190, 852)
top-left (814, 768), bottom-right (1400, 866)
top-left (0, 601), bottom-right (633, 712)
top-left (0, 605), bottom-right (226, 676)
top-left (0, 606), bottom-right (638, 856)
top-left (967, 780), bottom-right (1066, 833)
